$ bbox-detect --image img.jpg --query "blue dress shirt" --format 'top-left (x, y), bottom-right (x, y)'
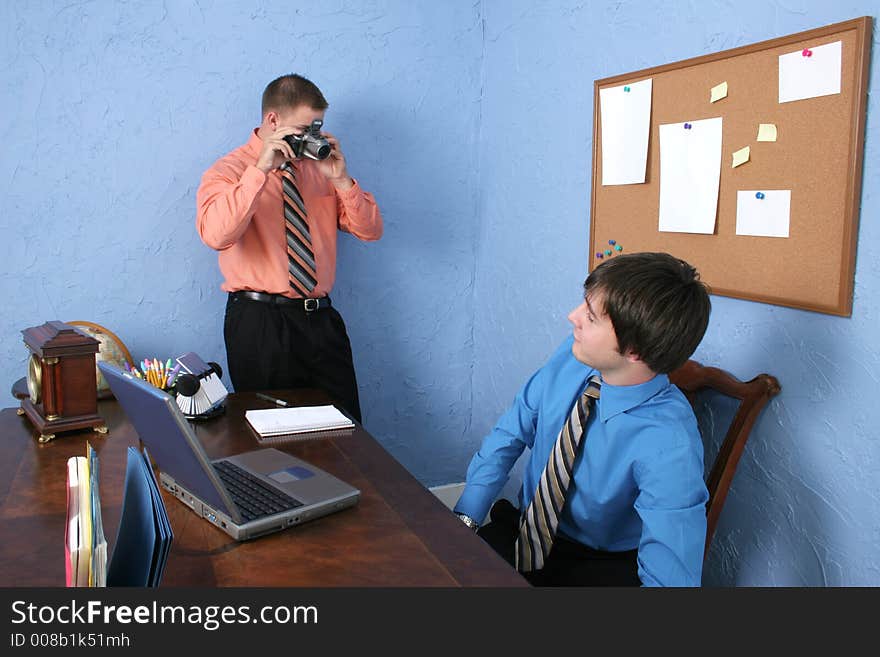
top-left (455, 335), bottom-right (708, 586)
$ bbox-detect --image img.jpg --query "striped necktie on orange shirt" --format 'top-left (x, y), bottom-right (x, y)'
top-left (280, 164), bottom-right (317, 296)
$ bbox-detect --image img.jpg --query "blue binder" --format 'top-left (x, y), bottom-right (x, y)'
top-left (107, 446), bottom-right (172, 587)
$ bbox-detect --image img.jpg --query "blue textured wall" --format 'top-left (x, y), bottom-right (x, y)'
top-left (1, 1), bottom-right (878, 586)
top-left (0, 1), bottom-right (483, 484)
top-left (471, 2), bottom-right (879, 586)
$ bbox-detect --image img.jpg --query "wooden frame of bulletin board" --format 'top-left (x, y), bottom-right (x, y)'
top-left (590, 17), bottom-right (872, 316)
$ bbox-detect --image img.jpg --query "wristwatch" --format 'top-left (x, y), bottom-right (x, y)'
top-left (455, 513), bottom-right (480, 532)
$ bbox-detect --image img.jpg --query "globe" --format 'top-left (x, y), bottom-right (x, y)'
top-left (67, 321), bottom-right (134, 399)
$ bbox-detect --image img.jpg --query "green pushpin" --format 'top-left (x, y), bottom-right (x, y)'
top-left (615, 245), bottom-right (623, 252)
top-left (604, 249), bottom-right (612, 256)
top-left (623, 86), bottom-right (631, 92)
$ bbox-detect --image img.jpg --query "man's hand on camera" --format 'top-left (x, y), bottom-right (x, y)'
top-left (314, 132), bottom-right (354, 191)
top-left (256, 126), bottom-right (298, 173)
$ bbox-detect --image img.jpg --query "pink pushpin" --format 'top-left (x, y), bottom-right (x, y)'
top-left (802, 48), bottom-right (812, 57)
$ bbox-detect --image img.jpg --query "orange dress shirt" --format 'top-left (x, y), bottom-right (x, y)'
top-left (196, 130), bottom-right (383, 298)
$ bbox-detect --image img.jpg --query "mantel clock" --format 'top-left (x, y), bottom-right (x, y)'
top-left (18, 320), bottom-right (108, 443)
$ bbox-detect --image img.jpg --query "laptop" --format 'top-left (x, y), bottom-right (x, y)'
top-left (99, 362), bottom-right (360, 541)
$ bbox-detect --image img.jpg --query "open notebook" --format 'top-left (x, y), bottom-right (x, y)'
top-left (245, 405), bottom-right (355, 441)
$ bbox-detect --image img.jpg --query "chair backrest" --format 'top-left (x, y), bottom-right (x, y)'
top-left (668, 360), bottom-right (781, 558)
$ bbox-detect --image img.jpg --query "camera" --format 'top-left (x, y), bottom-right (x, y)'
top-left (283, 119), bottom-right (331, 161)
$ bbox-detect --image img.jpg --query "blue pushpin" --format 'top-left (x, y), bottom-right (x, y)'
top-left (684, 123), bottom-right (692, 130)
top-left (608, 239), bottom-right (616, 245)
top-left (596, 252), bottom-right (604, 259)
top-left (756, 192), bottom-right (765, 200)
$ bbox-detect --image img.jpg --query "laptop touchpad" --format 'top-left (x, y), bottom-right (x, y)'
top-left (268, 466), bottom-right (315, 484)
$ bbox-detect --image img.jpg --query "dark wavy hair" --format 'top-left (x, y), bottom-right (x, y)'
top-left (584, 252), bottom-right (711, 374)
top-left (261, 73), bottom-right (328, 116)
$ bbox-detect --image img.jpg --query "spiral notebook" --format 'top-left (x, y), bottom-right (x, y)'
top-left (245, 405), bottom-right (355, 443)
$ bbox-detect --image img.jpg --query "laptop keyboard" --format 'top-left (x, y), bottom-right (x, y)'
top-left (213, 460), bottom-right (303, 522)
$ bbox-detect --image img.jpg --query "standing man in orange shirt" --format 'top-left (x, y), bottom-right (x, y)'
top-left (196, 74), bottom-right (383, 423)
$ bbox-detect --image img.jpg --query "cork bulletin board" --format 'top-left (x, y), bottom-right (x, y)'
top-left (589, 17), bottom-right (872, 316)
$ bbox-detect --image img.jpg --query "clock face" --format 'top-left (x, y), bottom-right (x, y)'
top-left (26, 354), bottom-right (42, 403)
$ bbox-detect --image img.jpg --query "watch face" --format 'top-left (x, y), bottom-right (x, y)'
top-left (26, 354), bottom-right (42, 403)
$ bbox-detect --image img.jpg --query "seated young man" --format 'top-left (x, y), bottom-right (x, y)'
top-left (454, 252), bottom-right (712, 586)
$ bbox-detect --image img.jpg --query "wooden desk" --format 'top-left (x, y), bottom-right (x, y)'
top-left (0, 392), bottom-right (526, 587)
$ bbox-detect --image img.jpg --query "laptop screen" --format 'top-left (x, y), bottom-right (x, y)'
top-left (98, 362), bottom-right (236, 518)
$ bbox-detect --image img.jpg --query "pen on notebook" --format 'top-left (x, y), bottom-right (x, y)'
top-left (256, 392), bottom-right (289, 407)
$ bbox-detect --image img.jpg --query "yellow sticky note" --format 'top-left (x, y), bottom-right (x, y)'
top-left (757, 123), bottom-right (778, 142)
top-left (732, 146), bottom-right (750, 168)
top-left (710, 81), bottom-right (728, 103)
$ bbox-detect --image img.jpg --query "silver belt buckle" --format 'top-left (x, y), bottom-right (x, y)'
top-left (303, 298), bottom-right (319, 312)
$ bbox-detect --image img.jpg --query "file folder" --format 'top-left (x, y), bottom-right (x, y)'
top-left (65, 442), bottom-right (107, 587)
top-left (107, 446), bottom-right (172, 587)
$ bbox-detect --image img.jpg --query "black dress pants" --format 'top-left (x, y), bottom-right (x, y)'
top-left (477, 499), bottom-right (642, 587)
top-left (223, 292), bottom-right (362, 423)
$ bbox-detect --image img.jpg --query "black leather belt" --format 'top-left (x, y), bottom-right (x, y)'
top-left (233, 290), bottom-right (331, 311)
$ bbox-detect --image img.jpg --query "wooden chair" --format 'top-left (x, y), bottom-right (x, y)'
top-left (669, 360), bottom-right (781, 558)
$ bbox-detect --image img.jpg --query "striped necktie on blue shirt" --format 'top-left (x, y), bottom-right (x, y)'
top-left (515, 375), bottom-right (601, 572)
